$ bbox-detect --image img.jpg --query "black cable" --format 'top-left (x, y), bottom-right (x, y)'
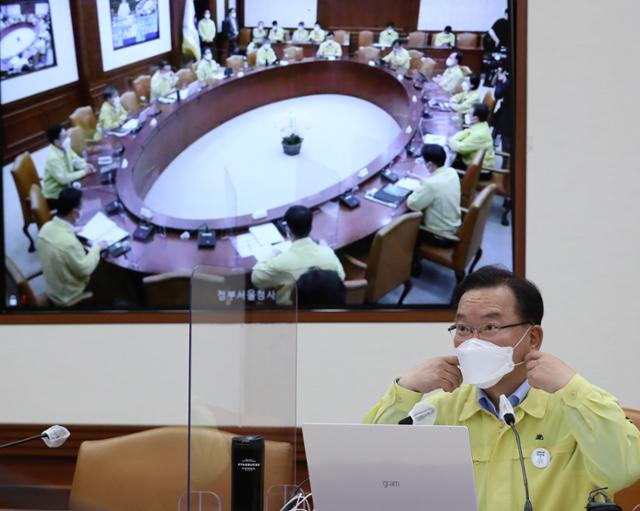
top-left (510, 424), bottom-right (533, 511)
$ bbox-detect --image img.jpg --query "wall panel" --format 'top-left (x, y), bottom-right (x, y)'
top-left (317, 0), bottom-right (420, 30)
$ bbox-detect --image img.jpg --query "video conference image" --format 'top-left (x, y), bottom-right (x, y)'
top-left (2, 0), bottom-right (515, 313)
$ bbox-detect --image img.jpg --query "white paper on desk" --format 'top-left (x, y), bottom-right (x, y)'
top-left (106, 129), bottom-right (130, 138)
top-left (249, 223), bottom-right (284, 246)
top-left (396, 177), bottom-right (422, 191)
top-left (78, 212), bottom-right (128, 246)
top-left (423, 134), bottom-right (447, 146)
top-left (158, 96), bottom-right (176, 104)
top-left (122, 119), bottom-right (139, 131)
top-left (233, 233), bottom-right (273, 261)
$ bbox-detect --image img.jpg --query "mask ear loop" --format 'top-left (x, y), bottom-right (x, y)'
top-left (512, 326), bottom-right (533, 367)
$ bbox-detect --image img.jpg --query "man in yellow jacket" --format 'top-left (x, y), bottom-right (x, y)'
top-left (251, 205), bottom-right (345, 305)
top-left (252, 21), bottom-right (267, 43)
top-left (269, 20), bottom-right (285, 43)
top-left (310, 22), bottom-right (326, 43)
top-left (292, 21), bottom-right (310, 43)
top-left (449, 103), bottom-right (496, 169)
top-left (97, 86), bottom-right (128, 134)
top-left (196, 47), bottom-right (220, 82)
top-left (256, 39), bottom-right (278, 66)
top-left (150, 60), bottom-right (177, 101)
top-left (434, 51), bottom-right (465, 93)
top-left (198, 10), bottom-right (216, 45)
top-left (378, 22), bottom-right (399, 46)
top-left (364, 266), bottom-right (640, 511)
top-left (382, 39), bottom-right (411, 74)
top-left (434, 25), bottom-right (456, 47)
top-left (449, 74), bottom-right (483, 114)
top-left (42, 124), bottom-right (95, 204)
top-left (316, 31), bottom-right (342, 59)
top-left (38, 187), bottom-right (107, 307)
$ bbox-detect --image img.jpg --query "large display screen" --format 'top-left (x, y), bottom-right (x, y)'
top-left (110, 0), bottom-right (159, 50)
top-left (1, 0), bottom-right (518, 316)
top-left (0, 1), bottom-right (56, 81)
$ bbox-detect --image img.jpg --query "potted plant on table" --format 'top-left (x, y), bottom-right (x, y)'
top-left (278, 110), bottom-right (311, 156)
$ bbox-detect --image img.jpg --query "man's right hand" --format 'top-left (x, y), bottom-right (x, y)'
top-left (397, 356), bottom-right (462, 394)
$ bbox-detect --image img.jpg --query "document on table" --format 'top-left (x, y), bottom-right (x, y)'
top-left (78, 212), bottom-right (129, 247)
top-left (395, 177), bottom-right (422, 191)
top-left (422, 134), bottom-right (447, 146)
top-left (233, 233), bottom-right (292, 261)
top-left (249, 223), bottom-right (285, 246)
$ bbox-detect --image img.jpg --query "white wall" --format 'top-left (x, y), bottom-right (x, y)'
top-left (244, 0), bottom-right (317, 28)
top-left (1, 0), bottom-right (640, 426)
top-left (418, 0), bottom-right (507, 31)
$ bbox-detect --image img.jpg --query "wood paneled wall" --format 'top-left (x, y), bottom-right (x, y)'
top-left (0, 0), bottom-right (200, 165)
top-left (317, 0), bottom-right (421, 31)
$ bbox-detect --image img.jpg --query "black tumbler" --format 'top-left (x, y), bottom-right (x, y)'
top-left (231, 435), bottom-right (265, 511)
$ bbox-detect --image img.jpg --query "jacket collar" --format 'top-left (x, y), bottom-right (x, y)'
top-left (458, 383), bottom-right (548, 422)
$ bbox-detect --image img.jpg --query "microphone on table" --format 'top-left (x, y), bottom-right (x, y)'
top-left (0, 425), bottom-right (70, 450)
top-left (398, 401), bottom-right (437, 425)
top-left (499, 395), bottom-right (533, 511)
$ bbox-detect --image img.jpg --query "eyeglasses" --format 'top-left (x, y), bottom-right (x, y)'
top-left (447, 321), bottom-right (532, 340)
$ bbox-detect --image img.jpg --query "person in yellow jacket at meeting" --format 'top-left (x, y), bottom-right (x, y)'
top-left (382, 39), bottom-right (411, 75)
top-left (251, 205), bottom-right (345, 305)
top-left (42, 124), bottom-right (95, 206)
top-left (449, 74), bottom-right (482, 114)
top-left (198, 10), bottom-right (216, 45)
top-left (364, 266), bottom-right (640, 511)
top-left (406, 144), bottom-right (461, 248)
top-left (310, 22), bottom-right (326, 43)
top-left (269, 20), bottom-right (285, 43)
top-left (38, 187), bottom-right (107, 307)
top-left (97, 86), bottom-right (128, 136)
top-left (449, 103), bottom-right (496, 171)
top-left (252, 21), bottom-right (267, 43)
top-left (316, 31), bottom-right (342, 59)
top-left (379, 21), bottom-right (399, 47)
top-left (292, 21), bottom-right (310, 43)
top-left (434, 25), bottom-right (456, 48)
top-left (196, 47), bottom-right (220, 82)
top-left (433, 50), bottom-right (465, 93)
top-left (256, 39), bottom-right (278, 67)
top-left (150, 60), bottom-right (177, 101)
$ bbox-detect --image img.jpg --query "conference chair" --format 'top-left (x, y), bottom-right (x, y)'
top-left (483, 90), bottom-right (497, 121)
top-left (457, 32), bottom-right (479, 48)
top-left (415, 184), bottom-right (496, 282)
top-left (459, 150), bottom-right (486, 210)
top-left (133, 74), bottom-right (151, 101)
top-left (408, 50), bottom-right (424, 77)
top-left (143, 271), bottom-right (225, 308)
top-left (407, 31), bottom-right (426, 47)
top-left (69, 106), bottom-right (97, 139)
top-left (176, 68), bottom-right (197, 89)
top-left (345, 279), bottom-right (368, 305)
top-left (11, 152), bottom-right (40, 252)
top-left (418, 57), bottom-right (437, 80)
top-left (29, 184), bottom-right (52, 229)
top-left (479, 149), bottom-right (512, 226)
top-left (225, 55), bottom-right (244, 73)
top-left (334, 30), bottom-right (349, 47)
top-left (120, 90), bottom-right (140, 113)
top-left (239, 27), bottom-right (251, 49)
top-left (358, 30), bottom-right (374, 48)
top-left (615, 408), bottom-right (640, 509)
top-left (5, 256), bottom-right (47, 307)
top-left (356, 46), bottom-right (380, 64)
top-left (247, 49), bottom-right (257, 68)
top-left (67, 126), bottom-right (87, 156)
top-left (341, 212), bottom-right (422, 304)
top-left (283, 45), bottom-right (303, 62)
top-left (69, 427), bottom-right (294, 511)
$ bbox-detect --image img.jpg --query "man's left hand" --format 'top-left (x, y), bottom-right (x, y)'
top-left (525, 351), bottom-right (576, 393)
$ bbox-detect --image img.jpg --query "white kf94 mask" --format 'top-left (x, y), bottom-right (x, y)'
top-left (455, 327), bottom-right (531, 389)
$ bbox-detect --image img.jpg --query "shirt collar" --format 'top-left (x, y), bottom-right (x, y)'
top-left (53, 215), bottom-right (76, 232)
top-left (459, 380), bottom-right (548, 422)
top-left (477, 379), bottom-right (530, 418)
top-left (292, 236), bottom-right (314, 246)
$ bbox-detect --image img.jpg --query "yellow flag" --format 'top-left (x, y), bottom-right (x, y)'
top-left (182, 0), bottom-right (201, 60)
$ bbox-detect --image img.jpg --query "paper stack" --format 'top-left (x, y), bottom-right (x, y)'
top-left (78, 212), bottom-right (129, 247)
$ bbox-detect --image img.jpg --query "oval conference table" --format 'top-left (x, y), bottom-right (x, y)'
top-left (81, 58), bottom-right (461, 276)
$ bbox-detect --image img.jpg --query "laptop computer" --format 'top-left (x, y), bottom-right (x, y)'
top-left (303, 423), bottom-right (478, 511)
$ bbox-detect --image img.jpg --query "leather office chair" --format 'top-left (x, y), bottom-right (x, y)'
top-left (247, 50), bottom-right (257, 68)
top-left (483, 90), bottom-right (497, 120)
top-left (615, 408), bottom-right (640, 509)
top-left (133, 74), bottom-right (151, 101)
top-left (416, 184), bottom-right (497, 282)
top-left (418, 57), bottom-right (437, 80)
top-left (342, 212), bottom-right (422, 304)
top-left (239, 27), bottom-right (251, 48)
top-left (457, 32), bottom-right (479, 48)
top-left (334, 30), bottom-right (349, 46)
top-left (225, 55), bottom-right (244, 73)
top-left (283, 45), bottom-right (303, 62)
top-left (479, 149), bottom-right (511, 226)
top-left (356, 46), bottom-right (380, 64)
top-left (345, 279), bottom-right (368, 305)
top-left (176, 68), bottom-right (197, 89)
top-left (69, 427), bottom-right (294, 511)
top-left (408, 50), bottom-right (424, 77)
top-left (11, 152), bottom-right (41, 252)
top-left (120, 90), bottom-right (140, 113)
top-left (29, 184), bottom-right (52, 229)
top-left (69, 106), bottom-right (97, 139)
top-left (460, 150), bottom-right (486, 210)
top-left (358, 30), bottom-right (374, 48)
top-left (67, 126), bottom-right (87, 155)
top-left (5, 256), bottom-right (48, 307)
top-left (407, 31), bottom-right (426, 47)
top-left (143, 272), bottom-right (225, 307)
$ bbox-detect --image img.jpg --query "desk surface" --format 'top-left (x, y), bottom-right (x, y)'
top-left (81, 59), bottom-right (458, 275)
